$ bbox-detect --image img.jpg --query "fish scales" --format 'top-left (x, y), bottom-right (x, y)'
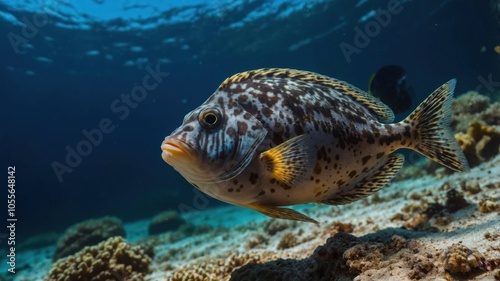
top-left (161, 68), bottom-right (469, 223)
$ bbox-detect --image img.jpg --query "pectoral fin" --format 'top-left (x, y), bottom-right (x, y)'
top-left (259, 134), bottom-right (316, 186)
top-left (247, 202), bottom-right (318, 224)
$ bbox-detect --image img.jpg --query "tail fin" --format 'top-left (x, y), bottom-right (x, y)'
top-left (404, 79), bottom-right (469, 172)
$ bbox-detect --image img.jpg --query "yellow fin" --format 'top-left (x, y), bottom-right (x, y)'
top-left (247, 202), bottom-right (318, 224)
top-left (259, 134), bottom-right (316, 186)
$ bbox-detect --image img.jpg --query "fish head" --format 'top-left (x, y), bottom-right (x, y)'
top-left (161, 100), bottom-right (268, 186)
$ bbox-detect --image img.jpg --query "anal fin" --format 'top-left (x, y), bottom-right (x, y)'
top-left (247, 202), bottom-right (318, 224)
top-left (322, 154), bottom-right (404, 205)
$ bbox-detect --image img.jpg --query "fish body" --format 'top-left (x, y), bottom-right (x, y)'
top-left (161, 68), bottom-right (469, 223)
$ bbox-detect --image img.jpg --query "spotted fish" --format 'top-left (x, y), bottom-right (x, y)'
top-left (161, 68), bottom-right (469, 224)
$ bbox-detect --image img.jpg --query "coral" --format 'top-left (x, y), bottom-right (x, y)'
top-left (452, 91), bottom-right (491, 115)
top-left (408, 253), bottom-right (434, 279)
top-left (246, 233), bottom-right (269, 250)
top-left (444, 189), bottom-right (468, 213)
top-left (322, 221), bottom-right (355, 237)
top-left (343, 243), bottom-right (385, 273)
top-left (451, 91), bottom-right (493, 133)
top-left (265, 219), bottom-right (290, 236)
top-left (167, 252), bottom-right (266, 281)
top-left (277, 232), bottom-right (299, 250)
top-left (148, 210), bottom-right (186, 235)
top-left (231, 232), bottom-right (418, 281)
top-left (231, 232), bottom-right (361, 281)
top-left (478, 198), bottom-right (500, 213)
top-left (455, 121), bottom-right (500, 167)
top-left (53, 216), bottom-right (125, 261)
top-left (444, 244), bottom-right (488, 275)
top-left (44, 237), bottom-right (151, 281)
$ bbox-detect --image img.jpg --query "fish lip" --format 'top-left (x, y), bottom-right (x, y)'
top-left (161, 138), bottom-right (193, 163)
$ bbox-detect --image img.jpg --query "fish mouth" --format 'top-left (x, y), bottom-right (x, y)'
top-left (161, 138), bottom-right (193, 163)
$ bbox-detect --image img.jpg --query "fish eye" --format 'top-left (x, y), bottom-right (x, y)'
top-left (199, 108), bottom-right (222, 129)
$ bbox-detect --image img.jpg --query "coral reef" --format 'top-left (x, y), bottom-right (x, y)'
top-left (52, 216), bottom-right (125, 261)
top-left (444, 244), bottom-right (489, 276)
top-left (45, 236), bottom-right (151, 281)
top-left (167, 252), bottom-right (268, 281)
top-left (451, 91), bottom-right (492, 133)
top-left (455, 120), bottom-right (500, 167)
top-left (148, 210), bottom-right (186, 235)
top-left (277, 232), bottom-right (299, 250)
top-left (246, 233), bottom-right (269, 250)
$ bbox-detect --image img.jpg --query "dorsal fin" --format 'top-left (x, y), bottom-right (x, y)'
top-left (219, 68), bottom-right (395, 123)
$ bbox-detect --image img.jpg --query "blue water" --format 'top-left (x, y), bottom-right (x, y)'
top-left (1, 0), bottom-right (498, 240)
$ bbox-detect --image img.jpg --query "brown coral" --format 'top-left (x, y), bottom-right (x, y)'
top-left (455, 121), bottom-right (500, 167)
top-left (408, 253), bottom-right (435, 279)
top-left (444, 244), bottom-right (488, 275)
top-left (277, 232), bottom-right (299, 250)
top-left (45, 236), bottom-right (151, 281)
top-left (53, 216), bottom-right (126, 261)
top-left (479, 198), bottom-right (500, 213)
top-left (167, 252), bottom-right (266, 281)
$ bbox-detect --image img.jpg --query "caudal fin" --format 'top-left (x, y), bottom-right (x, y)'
top-left (404, 79), bottom-right (469, 172)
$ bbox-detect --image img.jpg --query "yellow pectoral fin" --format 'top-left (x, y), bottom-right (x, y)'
top-left (247, 202), bottom-right (318, 224)
top-left (259, 134), bottom-right (316, 186)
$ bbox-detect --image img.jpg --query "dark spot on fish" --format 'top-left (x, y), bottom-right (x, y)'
top-left (315, 179), bottom-right (320, 183)
top-left (335, 154), bottom-right (340, 161)
top-left (258, 190), bottom-right (265, 196)
top-left (237, 121), bottom-right (248, 135)
top-left (249, 173), bottom-right (259, 185)
top-left (338, 179), bottom-right (345, 186)
top-left (262, 107), bottom-right (273, 118)
top-left (376, 152), bottom-right (385, 159)
top-left (403, 125), bottom-right (411, 138)
top-left (348, 170), bottom-right (357, 178)
top-left (233, 179), bottom-right (238, 185)
top-left (294, 123), bottom-right (304, 135)
top-left (270, 188), bottom-right (275, 193)
top-left (228, 188), bottom-right (233, 192)
top-left (361, 155), bottom-right (372, 165)
top-left (238, 94), bottom-right (248, 104)
top-left (314, 163), bottom-right (322, 174)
